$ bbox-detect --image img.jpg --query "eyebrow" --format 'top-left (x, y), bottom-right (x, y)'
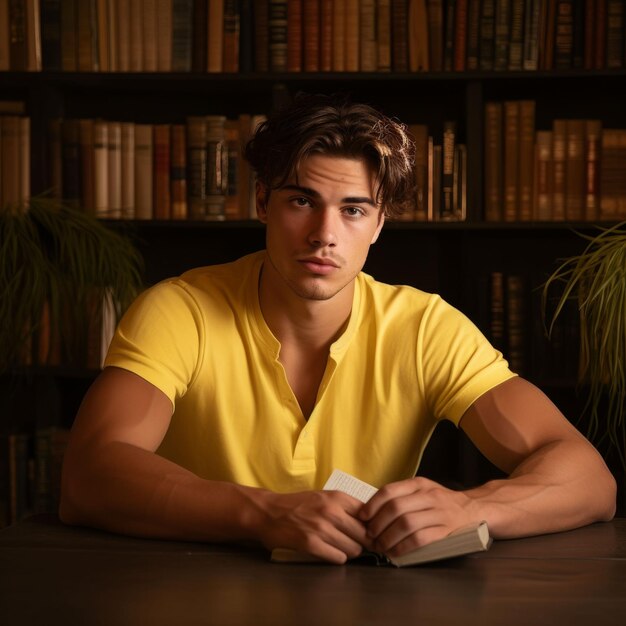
top-left (280, 184), bottom-right (377, 207)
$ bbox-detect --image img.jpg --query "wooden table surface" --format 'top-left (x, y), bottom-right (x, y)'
top-left (1, 515), bottom-right (625, 625)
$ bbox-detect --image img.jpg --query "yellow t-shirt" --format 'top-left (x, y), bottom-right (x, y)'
top-left (105, 251), bottom-right (516, 492)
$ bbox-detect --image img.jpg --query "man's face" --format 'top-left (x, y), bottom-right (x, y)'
top-left (257, 154), bottom-right (385, 302)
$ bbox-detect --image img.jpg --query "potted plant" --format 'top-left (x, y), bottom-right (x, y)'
top-left (542, 222), bottom-right (626, 510)
top-left (0, 196), bottom-right (144, 372)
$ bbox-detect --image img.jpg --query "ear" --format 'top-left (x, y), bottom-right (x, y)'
top-left (256, 182), bottom-right (269, 223)
top-left (370, 211), bottom-right (385, 244)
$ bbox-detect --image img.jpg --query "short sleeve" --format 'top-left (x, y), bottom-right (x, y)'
top-left (418, 295), bottom-right (517, 424)
top-left (104, 280), bottom-right (203, 406)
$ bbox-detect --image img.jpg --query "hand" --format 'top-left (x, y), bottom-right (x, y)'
top-left (358, 477), bottom-right (479, 558)
top-left (258, 490), bottom-right (373, 564)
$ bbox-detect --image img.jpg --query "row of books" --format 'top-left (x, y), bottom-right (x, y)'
top-left (48, 114), bottom-right (266, 220)
top-left (485, 100), bottom-right (626, 222)
top-left (487, 270), bottom-right (580, 382)
top-left (3, 1), bottom-right (626, 73)
top-left (0, 102), bottom-right (30, 211)
top-left (0, 426), bottom-right (70, 527)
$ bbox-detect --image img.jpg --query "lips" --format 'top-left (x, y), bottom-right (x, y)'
top-left (299, 257), bottom-right (340, 275)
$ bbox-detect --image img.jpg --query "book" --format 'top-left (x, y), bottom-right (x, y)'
top-left (484, 101), bottom-right (502, 221)
top-left (303, 0), bottom-right (320, 72)
top-left (286, 0), bottom-right (302, 72)
top-left (0, 0), bottom-right (10, 71)
top-left (408, 0), bottom-right (429, 71)
top-left (207, 0), bottom-right (224, 72)
top-left (376, 0), bottom-right (391, 71)
top-left (271, 469), bottom-right (492, 566)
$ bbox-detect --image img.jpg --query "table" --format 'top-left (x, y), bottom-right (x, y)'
top-left (1, 515), bottom-right (625, 625)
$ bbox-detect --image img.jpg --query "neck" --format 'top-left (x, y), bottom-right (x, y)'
top-left (258, 263), bottom-right (355, 350)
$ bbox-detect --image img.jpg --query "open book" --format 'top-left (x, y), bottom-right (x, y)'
top-left (271, 469), bottom-right (492, 567)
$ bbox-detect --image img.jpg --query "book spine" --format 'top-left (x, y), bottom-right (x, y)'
top-left (442, 0), bottom-right (455, 71)
top-left (332, 0), bottom-right (345, 70)
top-left (129, 0), bottom-right (143, 71)
top-left (551, 119), bottom-right (567, 221)
top-left (584, 119), bottom-right (602, 221)
top-left (120, 122), bottom-right (135, 219)
top-left (503, 100), bottom-right (520, 222)
top-left (377, 0), bottom-right (391, 71)
top-left (96, 0), bottom-right (109, 71)
top-left (465, 0), bottom-right (481, 70)
top-left (518, 100), bottom-right (535, 222)
top-left (153, 124), bottom-right (171, 219)
top-left (94, 120), bottom-right (109, 217)
top-left (493, 0), bottom-right (510, 71)
top-left (224, 119), bottom-right (240, 219)
top-left (507, 0), bottom-right (524, 70)
top-left (478, 0), bottom-right (495, 70)
top-left (223, 0), bottom-right (240, 72)
top-left (205, 115), bottom-right (227, 220)
top-left (60, 0), bottom-right (77, 71)
top-left (345, 0), bottom-right (360, 71)
top-left (441, 120), bottom-right (456, 219)
top-left (18, 115), bottom-right (30, 203)
top-left (453, 0), bottom-right (468, 72)
top-left (107, 121), bottom-right (122, 218)
top-left (583, 0), bottom-right (595, 70)
top-left (391, 0), bottom-right (408, 71)
top-left (192, 0), bottom-right (208, 71)
top-left (186, 116), bottom-right (208, 219)
top-left (484, 101), bottom-right (503, 221)
top-left (522, 0), bottom-right (540, 70)
top-left (360, 0), bottom-right (377, 72)
top-left (564, 119), bottom-right (585, 221)
top-left (304, 0), bottom-right (321, 73)
top-left (116, 0), bottom-right (130, 71)
top-left (506, 274), bottom-right (527, 375)
top-left (156, 0), bottom-right (173, 72)
top-left (142, 0), bottom-right (158, 71)
top-left (8, 0), bottom-right (27, 70)
top-left (77, 0), bottom-right (98, 71)
top-left (409, 0), bottom-right (431, 73)
top-left (254, 0), bottom-right (269, 71)
top-left (319, 0), bottom-right (333, 71)
top-left (269, 0), bottom-right (288, 71)
top-left (533, 130), bottom-right (553, 221)
top-left (238, 0), bottom-right (253, 72)
top-left (605, 0), bottom-right (624, 68)
top-left (41, 0), bottom-right (62, 70)
top-left (207, 0), bottom-right (225, 72)
top-left (134, 123), bottom-right (154, 219)
top-left (599, 128), bottom-right (620, 220)
top-left (172, 0), bottom-right (194, 72)
top-left (594, 0), bottom-right (606, 69)
top-left (554, 0), bottom-right (574, 69)
top-left (411, 124), bottom-right (429, 221)
top-left (170, 124), bottom-right (188, 219)
top-left (287, 0), bottom-right (303, 72)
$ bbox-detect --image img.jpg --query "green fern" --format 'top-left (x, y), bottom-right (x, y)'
top-left (542, 222), bottom-right (626, 473)
top-left (0, 196), bottom-right (144, 372)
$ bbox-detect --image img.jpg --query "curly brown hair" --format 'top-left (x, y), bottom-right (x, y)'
top-left (244, 93), bottom-right (416, 219)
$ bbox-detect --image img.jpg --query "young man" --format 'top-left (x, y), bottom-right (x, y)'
top-left (60, 94), bottom-right (616, 564)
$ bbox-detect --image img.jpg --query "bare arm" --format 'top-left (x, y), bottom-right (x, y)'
top-left (360, 377), bottom-right (616, 557)
top-left (60, 366), bottom-right (369, 563)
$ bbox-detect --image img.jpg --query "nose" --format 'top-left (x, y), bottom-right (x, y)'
top-left (308, 209), bottom-right (338, 247)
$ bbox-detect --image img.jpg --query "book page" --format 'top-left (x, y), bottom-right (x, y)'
top-left (323, 469), bottom-right (378, 503)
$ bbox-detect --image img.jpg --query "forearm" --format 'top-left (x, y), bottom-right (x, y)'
top-left (60, 440), bottom-right (271, 543)
top-left (465, 439), bottom-right (617, 539)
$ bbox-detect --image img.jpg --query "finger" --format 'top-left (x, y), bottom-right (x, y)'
top-left (377, 521), bottom-right (450, 558)
top-left (359, 478), bottom-right (427, 521)
top-left (365, 490), bottom-right (434, 539)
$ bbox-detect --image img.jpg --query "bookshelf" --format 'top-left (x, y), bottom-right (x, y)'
top-left (2, 0), bottom-right (626, 524)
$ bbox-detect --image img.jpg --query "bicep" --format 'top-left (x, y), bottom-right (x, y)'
top-left (459, 377), bottom-right (586, 475)
top-left (68, 366), bottom-right (174, 455)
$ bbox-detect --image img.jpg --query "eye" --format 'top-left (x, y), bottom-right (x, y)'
top-left (291, 196), bottom-right (312, 207)
top-left (343, 206), bottom-right (365, 217)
